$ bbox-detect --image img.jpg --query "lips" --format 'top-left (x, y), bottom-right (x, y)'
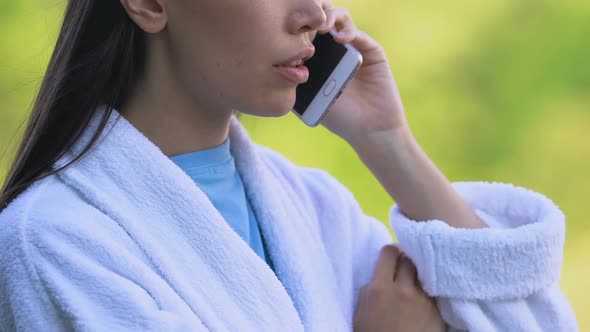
top-left (274, 47), bottom-right (316, 67)
top-left (272, 65), bottom-right (310, 84)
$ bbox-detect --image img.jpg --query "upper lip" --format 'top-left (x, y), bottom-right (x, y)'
top-left (274, 47), bottom-right (316, 67)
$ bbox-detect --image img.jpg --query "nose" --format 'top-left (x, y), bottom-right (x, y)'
top-left (288, 0), bottom-right (327, 35)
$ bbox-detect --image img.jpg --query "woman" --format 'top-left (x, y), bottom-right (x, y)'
top-left (0, 0), bottom-right (577, 331)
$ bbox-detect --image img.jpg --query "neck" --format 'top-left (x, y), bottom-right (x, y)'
top-left (119, 39), bottom-right (233, 158)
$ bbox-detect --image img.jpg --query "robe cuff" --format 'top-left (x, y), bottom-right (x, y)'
top-left (389, 182), bottom-right (565, 300)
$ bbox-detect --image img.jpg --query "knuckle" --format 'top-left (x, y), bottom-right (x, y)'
top-left (341, 23), bottom-right (356, 32)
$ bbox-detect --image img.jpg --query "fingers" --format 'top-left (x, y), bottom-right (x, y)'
top-left (316, 6), bottom-right (383, 62)
top-left (321, 0), bottom-right (333, 10)
top-left (394, 253), bottom-right (418, 289)
top-left (318, 7), bottom-right (354, 36)
top-left (371, 245), bottom-right (426, 296)
top-left (371, 244), bottom-right (402, 284)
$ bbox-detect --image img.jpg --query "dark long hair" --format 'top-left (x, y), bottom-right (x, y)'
top-left (0, 1), bottom-right (146, 211)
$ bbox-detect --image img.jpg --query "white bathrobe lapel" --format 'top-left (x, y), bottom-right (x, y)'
top-left (229, 115), bottom-right (348, 331)
top-left (53, 107), bottom-right (346, 331)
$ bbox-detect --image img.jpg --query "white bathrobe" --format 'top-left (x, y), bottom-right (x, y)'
top-left (0, 107), bottom-right (578, 331)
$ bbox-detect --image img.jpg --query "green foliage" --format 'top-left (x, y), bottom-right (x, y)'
top-left (1, 0), bottom-right (588, 327)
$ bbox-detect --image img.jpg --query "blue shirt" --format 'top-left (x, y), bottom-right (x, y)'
top-left (169, 138), bottom-right (271, 268)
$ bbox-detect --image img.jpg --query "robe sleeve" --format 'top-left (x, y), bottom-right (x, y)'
top-left (389, 181), bottom-right (578, 332)
top-left (257, 146), bottom-right (578, 331)
top-left (0, 211), bottom-right (207, 331)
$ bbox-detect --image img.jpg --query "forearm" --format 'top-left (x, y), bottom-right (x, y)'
top-left (351, 125), bottom-right (486, 229)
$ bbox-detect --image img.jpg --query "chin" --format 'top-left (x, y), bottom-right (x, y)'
top-left (272, 104), bottom-right (294, 117)
top-left (247, 106), bottom-right (292, 118)
top-left (246, 91), bottom-right (295, 118)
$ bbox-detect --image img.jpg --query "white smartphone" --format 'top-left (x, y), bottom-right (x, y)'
top-left (292, 29), bottom-right (363, 127)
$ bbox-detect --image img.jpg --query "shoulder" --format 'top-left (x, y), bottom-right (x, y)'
top-left (0, 175), bottom-right (189, 329)
top-left (0, 175), bottom-right (115, 322)
top-left (0, 174), bottom-right (134, 275)
top-left (1, 174), bottom-right (113, 238)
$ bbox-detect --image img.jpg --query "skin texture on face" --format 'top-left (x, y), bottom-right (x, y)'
top-left (120, 0), bottom-right (328, 156)
top-left (165, 0), bottom-right (325, 117)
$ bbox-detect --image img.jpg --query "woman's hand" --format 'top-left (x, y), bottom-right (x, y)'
top-left (317, 4), bottom-right (487, 229)
top-left (354, 245), bottom-right (445, 332)
top-left (316, 4), bottom-right (407, 147)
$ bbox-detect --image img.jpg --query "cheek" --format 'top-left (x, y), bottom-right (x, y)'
top-left (199, 49), bottom-right (296, 114)
top-left (166, 2), bottom-right (294, 115)
top-left (180, 59), bottom-right (295, 117)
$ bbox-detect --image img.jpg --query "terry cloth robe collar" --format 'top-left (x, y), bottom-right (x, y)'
top-left (52, 105), bottom-right (347, 331)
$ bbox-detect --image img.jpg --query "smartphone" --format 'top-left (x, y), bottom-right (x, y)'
top-left (292, 29), bottom-right (363, 127)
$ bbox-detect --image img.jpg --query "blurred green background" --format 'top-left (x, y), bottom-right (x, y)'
top-left (1, 0), bottom-right (588, 328)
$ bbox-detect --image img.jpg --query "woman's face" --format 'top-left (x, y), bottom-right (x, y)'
top-left (163, 0), bottom-right (328, 117)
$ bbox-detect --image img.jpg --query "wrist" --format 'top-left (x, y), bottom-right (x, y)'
top-left (350, 123), bottom-right (416, 162)
top-left (351, 123), bottom-right (487, 229)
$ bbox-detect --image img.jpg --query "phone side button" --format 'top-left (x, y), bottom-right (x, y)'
top-left (323, 79), bottom-right (337, 96)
